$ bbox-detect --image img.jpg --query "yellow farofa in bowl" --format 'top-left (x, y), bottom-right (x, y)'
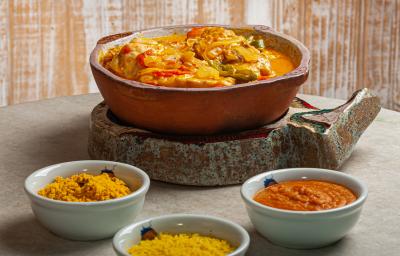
top-left (38, 173), bottom-right (132, 202)
top-left (128, 232), bottom-right (235, 256)
top-left (100, 27), bottom-right (294, 88)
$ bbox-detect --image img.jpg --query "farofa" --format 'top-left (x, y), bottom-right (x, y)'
top-left (38, 173), bottom-right (131, 202)
top-left (128, 232), bottom-right (235, 256)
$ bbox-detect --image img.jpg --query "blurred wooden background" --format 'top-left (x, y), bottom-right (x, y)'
top-left (0, 0), bottom-right (399, 110)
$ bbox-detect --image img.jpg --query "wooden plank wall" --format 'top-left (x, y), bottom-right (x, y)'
top-left (0, 0), bottom-right (399, 110)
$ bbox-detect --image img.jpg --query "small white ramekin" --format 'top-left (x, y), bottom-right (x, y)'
top-left (241, 168), bottom-right (368, 249)
top-left (113, 214), bottom-right (250, 256)
top-left (24, 160), bottom-right (150, 241)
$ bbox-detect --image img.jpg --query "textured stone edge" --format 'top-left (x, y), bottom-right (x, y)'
top-left (88, 89), bottom-right (381, 186)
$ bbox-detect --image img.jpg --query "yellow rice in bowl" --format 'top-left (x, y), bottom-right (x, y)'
top-left (128, 232), bottom-right (235, 256)
top-left (38, 173), bottom-right (132, 202)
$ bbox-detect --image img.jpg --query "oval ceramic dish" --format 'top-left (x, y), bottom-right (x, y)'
top-left (24, 160), bottom-right (150, 241)
top-left (113, 214), bottom-right (250, 256)
top-left (241, 168), bottom-right (368, 249)
top-left (90, 24), bottom-right (310, 135)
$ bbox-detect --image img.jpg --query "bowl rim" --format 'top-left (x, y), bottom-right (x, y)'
top-left (112, 213), bottom-right (250, 256)
top-left (89, 24), bottom-right (310, 93)
top-left (241, 168), bottom-right (368, 216)
top-left (24, 160), bottom-right (150, 207)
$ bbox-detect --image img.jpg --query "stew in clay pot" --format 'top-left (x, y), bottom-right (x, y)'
top-left (100, 27), bottom-right (295, 88)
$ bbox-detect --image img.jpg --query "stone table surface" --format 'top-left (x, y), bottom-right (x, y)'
top-left (0, 93), bottom-right (399, 256)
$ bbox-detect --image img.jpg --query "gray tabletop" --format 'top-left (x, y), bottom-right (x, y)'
top-left (0, 93), bottom-right (399, 256)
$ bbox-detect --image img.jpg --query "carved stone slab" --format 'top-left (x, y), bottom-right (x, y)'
top-left (88, 88), bottom-right (380, 186)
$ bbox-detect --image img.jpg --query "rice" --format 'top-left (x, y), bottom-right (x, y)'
top-left (38, 173), bottom-right (131, 202)
top-left (128, 232), bottom-right (235, 256)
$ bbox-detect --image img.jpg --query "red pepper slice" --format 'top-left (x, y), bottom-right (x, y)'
top-left (153, 70), bottom-right (190, 78)
top-left (257, 75), bottom-right (271, 81)
top-left (178, 65), bottom-right (190, 71)
top-left (187, 27), bottom-right (206, 38)
top-left (121, 45), bottom-right (132, 54)
top-left (136, 50), bottom-right (153, 68)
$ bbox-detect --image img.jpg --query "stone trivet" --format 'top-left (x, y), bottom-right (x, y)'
top-left (88, 88), bottom-right (380, 186)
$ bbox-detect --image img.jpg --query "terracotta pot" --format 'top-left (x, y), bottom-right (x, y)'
top-left (90, 25), bottom-right (310, 135)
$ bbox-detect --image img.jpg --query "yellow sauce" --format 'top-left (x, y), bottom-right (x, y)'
top-left (264, 49), bottom-right (295, 77)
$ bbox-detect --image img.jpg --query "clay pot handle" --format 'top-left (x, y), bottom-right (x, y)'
top-left (290, 88), bottom-right (381, 133)
top-left (97, 32), bottom-right (133, 45)
top-left (286, 88), bottom-right (381, 169)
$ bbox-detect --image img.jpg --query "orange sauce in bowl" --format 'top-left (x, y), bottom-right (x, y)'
top-left (253, 180), bottom-right (357, 211)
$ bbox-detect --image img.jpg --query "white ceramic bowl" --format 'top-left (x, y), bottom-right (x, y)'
top-left (24, 160), bottom-right (150, 241)
top-left (241, 168), bottom-right (368, 249)
top-left (113, 214), bottom-right (250, 256)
